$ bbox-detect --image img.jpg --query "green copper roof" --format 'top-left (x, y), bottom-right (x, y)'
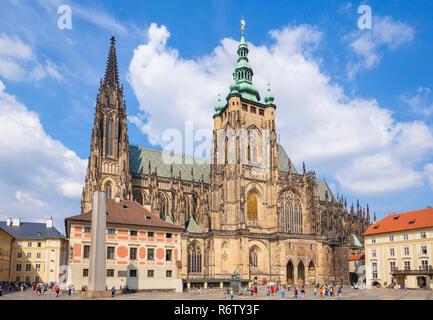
top-left (226, 31), bottom-right (261, 103)
top-left (277, 144), bottom-right (298, 174)
top-left (353, 234), bottom-right (363, 247)
top-left (185, 217), bottom-right (202, 233)
top-left (129, 146), bottom-right (211, 182)
top-left (317, 180), bottom-right (335, 202)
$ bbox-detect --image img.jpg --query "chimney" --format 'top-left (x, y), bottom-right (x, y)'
top-left (12, 218), bottom-right (21, 226)
top-left (46, 217), bottom-right (53, 228)
top-left (6, 217), bottom-right (12, 226)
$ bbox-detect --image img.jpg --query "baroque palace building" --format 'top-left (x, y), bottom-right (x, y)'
top-left (80, 28), bottom-right (372, 289)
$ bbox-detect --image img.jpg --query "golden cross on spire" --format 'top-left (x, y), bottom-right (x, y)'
top-left (241, 18), bottom-right (245, 32)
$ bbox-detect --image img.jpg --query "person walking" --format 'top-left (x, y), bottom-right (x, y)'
top-left (281, 287), bottom-right (285, 298)
top-left (301, 287), bottom-right (305, 298)
top-left (55, 284), bottom-right (60, 297)
top-left (230, 288), bottom-right (234, 300)
top-left (294, 287), bottom-right (298, 299)
top-left (111, 286), bottom-right (115, 297)
top-left (337, 286), bottom-right (342, 299)
top-left (313, 287), bottom-right (317, 296)
top-left (67, 284), bottom-right (72, 296)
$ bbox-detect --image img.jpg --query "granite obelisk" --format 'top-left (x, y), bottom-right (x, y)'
top-left (82, 190), bottom-right (111, 298)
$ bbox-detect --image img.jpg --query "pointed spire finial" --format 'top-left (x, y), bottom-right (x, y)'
top-left (241, 18), bottom-right (245, 32)
top-left (103, 36), bottom-right (120, 88)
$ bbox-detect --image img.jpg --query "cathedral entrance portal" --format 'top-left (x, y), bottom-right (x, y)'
top-left (286, 261), bottom-right (294, 285)
top-left (298, 261), bottom-right (305, 284)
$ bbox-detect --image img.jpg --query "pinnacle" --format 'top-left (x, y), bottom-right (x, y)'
top-left (103, 36), bottom-right (120, 88)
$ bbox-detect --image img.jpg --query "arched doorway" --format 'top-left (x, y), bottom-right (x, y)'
top-left (349, 272), bottom-right (358, 285)
top-left (298, 261), bottom-right (305, 284)
top-left (308, 261), bottom-right (316, 284)
top-left (286, 261), bottom-right (294, 285)
top-left (417, 276), bottom-right (426, 288)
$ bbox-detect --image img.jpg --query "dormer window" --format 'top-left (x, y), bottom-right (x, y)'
top-left (409, 220), bottom-right (416, 224)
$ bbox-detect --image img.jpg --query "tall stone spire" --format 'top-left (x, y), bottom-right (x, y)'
top-left (103, 36), bottom-right (120, 88)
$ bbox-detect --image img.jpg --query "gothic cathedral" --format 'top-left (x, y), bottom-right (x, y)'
top-left (81, 30), bottom-right (370, 287)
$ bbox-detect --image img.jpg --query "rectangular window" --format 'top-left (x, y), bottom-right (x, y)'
top-left (421, 260), bottom-right (429, 271)
top-left (242, 104), bottom-right (248, 111)
top-left (166, 233), bottom-right (172, 239)
top-left (372, 262), bottom-right (377, 278)
top-left (107, 269), bottom-right (114, 277)
top-left (16, 264), bottom-right (21, 271)
top-left (37, 242), bottom-right (41, 247)
top-left (259, 109), bottom-right (264, 116)
top-left (389, 235), bottom-right (394, 242)
top-left (403, 234), bottom-right (409, 240)
top-left (371, 238), bottom-right (376, 244)
top-left (148, 232), bottom-right (154, 238)
top-left (421, 246), bottom-right (427, 255)
top-left (166, 249), bottom-right (172, 261)
top-left (420, 231), bottom-right (426, 239)
top-left (35, 264), bottom-right (40, 271)
top-left (107, 229), bottom-right (116, 235)
top-left (35, 276), bottom-right (39, 282)
top-left (118, 270), bottom-right (127, 277)
top-left (250, 106), bottom-right (256, 114)
top-left (129, 269), bottom-right (137, 277)
top-left (390, 261), bottom-right (396, 272)
top-left (36, 252), bottom-right (41, 259)
top-left (84, 227), bottom-right (91, 233)
top-left (25, 264), bottom-right (31, 272)
top-left (107, 247), bottom-right (115, 260)
top-left (26, 252), bottom-right (31, 259)
top-left (17, 252), bottom-right (22, 258)
top-left (166, 270), bottom-right (172, 278)
top-left (404, 247), bottom-right (409, 256)
top-left (404, 261), bottom-right (411, 270)
top-left (147, 270), bottom-right (154, 278)
top-left (130, 247), bottom-right (137, 260)
top-left (16, 276), bottom-right (20, 282)
top-left (372, 249), bottom-right (376, 258)
top-left (28, 242), bottom-right (32, 247)
top-left (130, 230), bottom-right (137, 236)
top-left (390, 248), bottom-right (395, 256)
top-left (83, 245), bottom-right (90, 258)
top-left (25, 276), bottom-right (30, 282)
top-left (147, 248), bottom-right (154, 261)
top-left (83, 269), bottom-right (89, 277)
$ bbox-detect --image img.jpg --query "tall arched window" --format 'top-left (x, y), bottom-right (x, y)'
top-left (106, 117), bottom-right (114, 157)
top-left (249, 248), bottom-right (258, 267)
top-left (187, 242), bottom-right (202, 273)
top-left (159, 193), bottom-right (169, 219)
top-left (279, 190), bottom-right (303, 233)
top-left (133, 189), bottom-right (143, 205)
top-left (105, 182), bottom-right (112, 199)
top-left (224, 137), bottom-right (228, 164)
top-left (247, 193), bottom-right (258, 219)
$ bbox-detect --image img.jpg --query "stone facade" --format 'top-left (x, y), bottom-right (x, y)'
top-left (0, 228), bottom-right (12, 282)
top-left (81, 32), bottom-right (371, 289)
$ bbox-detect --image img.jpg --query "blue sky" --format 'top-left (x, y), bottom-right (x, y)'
top-left (0, 0), bottom-right (432, 232)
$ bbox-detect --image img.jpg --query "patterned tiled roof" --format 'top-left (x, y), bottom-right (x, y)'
top-left (129, 144), bottom-right (334, 201)
top-left (364, 207), bottom-right (433, 236)
top-left (317, 180), bottom-right (335, 202)
top-left (129, 145), bottom-right (210, 182)
top-left (0, 222), bottom-right (66, 240)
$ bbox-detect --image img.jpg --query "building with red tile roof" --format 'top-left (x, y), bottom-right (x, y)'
top-left (363, 208), bottom-right (433, 290)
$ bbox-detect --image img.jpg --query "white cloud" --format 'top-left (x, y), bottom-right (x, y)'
top-left (0, 80), bottom-right (86, 225)
top-left (346, 16), bottom-right (414, 78)
top-left (0, 33), bottom-right (63, 82)
top-left (401, 87), bottom-right (433, 118)
top-left (128, 23), bottom-right (433, 196)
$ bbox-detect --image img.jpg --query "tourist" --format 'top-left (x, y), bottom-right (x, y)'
top-left (301, 287), bottom-right (305, 298)
top-left (67, 283), bottom-right (72, 296)
top-left (338, 286), bottom-right (342, 299)
top-left (55, 284), bottom-right (60, 297)
top-left (0, 285), bottom-right (2, 297)
top-left (111, 285), bottom-right (115, 297)
top-left (287, 284), bottom-right (290, 292)
top-left (313, 287), bottom-right (317, 296)
top-left (230, 288), bottom-right (234, 300)
top-left (294, 287), bottom-right (298, 299)
top-left (43, 283), bottom-right (48, 295)
top-left (281, 287), bottom-right (285, 298)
